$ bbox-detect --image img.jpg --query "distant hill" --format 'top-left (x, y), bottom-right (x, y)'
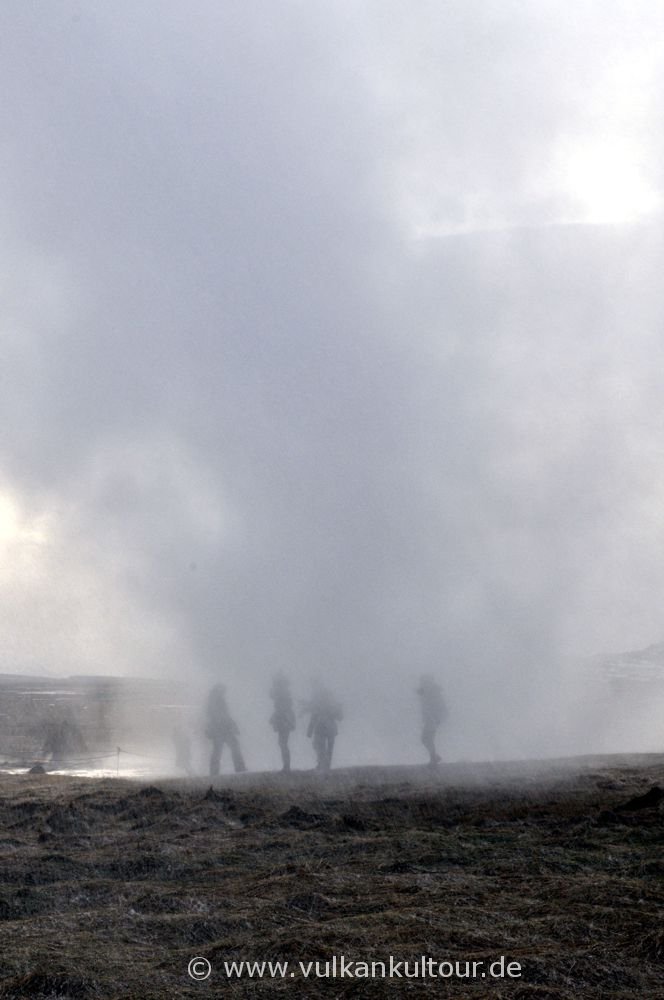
top-left (585, 641), bottom-right (664, 688)
top-left (579, 641), bottom-right (664, 753)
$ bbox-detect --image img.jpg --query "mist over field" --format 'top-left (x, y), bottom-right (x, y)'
top-left (2, 1), bottom-right (664, 768)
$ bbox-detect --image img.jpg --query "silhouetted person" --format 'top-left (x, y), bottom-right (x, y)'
top-left (205, 684), bottom-right (246, 777)
top-left (305, 682), bottom-right (342, 773)
top-left (269, 673), bottom-right (295, 773)
top-left (42, 715), bottom-right (86, 765)
top-left (417, 674), bottom-right (447, 766)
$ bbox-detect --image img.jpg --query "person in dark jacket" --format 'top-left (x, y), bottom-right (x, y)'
top-left (269, 673), bottom-right (295, 773)
top-left (305, 681), bottom-right (343, 773)
top-left (204, 684), bottom-right (246, 777)
top-left (417, 674), bottom-right (447, 766)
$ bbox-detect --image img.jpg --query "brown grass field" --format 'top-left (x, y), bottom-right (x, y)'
top-left (0, 755), bottom-right (662, 999)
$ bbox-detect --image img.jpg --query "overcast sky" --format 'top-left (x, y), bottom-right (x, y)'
top-left (2, 1), bottom-right (664, 760)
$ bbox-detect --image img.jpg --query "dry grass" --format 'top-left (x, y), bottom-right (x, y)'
top-left (0, 756), bottom-right (662, 998)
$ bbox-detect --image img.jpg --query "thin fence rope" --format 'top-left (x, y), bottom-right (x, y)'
top-left (0, 745), bottom-right (174, 769)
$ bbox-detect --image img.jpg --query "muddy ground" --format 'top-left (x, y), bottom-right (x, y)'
top-left (0, 755), bottom-right (662, 999)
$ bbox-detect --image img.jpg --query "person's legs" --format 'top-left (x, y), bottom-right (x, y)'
top-left (313, 729), bottom-right (325, 769)
top-left (229, 734), bottom-right (247, 773)
top-left (278, 731), bottom-right (291, 772)
top-left (209, 739), bottom-right (222, 778)
top-left (325, 734), bottom-right (335, 771)
top-left (422, 725), bottom-right (440, 765)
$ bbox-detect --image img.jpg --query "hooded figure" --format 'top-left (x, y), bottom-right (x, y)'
top-left (269, 673), bottom-right (295, 772)
top-left (305, 682), bottom-right (343, 773)
top-left (204, 684), bottom-right (246, 777)
top-left (417, 674), bottom-right (447, 766)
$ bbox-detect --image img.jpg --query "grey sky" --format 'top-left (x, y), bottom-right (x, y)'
top-left (1, 1), bottom-right (664, 760)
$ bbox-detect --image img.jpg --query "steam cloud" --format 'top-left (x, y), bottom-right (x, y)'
top-left (1, 1), bottom-right (663, 766)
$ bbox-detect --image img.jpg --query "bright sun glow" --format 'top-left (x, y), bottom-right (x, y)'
top-left (0, 492), bottom-right (47, 548)
top-left (408, 131), bottom-right (662, 241)
top-left (558, 136), bottom-right (661, 226)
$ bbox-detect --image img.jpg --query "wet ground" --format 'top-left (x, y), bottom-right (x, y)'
top-left (0, 754), bottom-right (662, 998)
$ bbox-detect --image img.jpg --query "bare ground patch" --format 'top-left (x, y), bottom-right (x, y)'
top-left (0, 756), bottom-right (662, 998)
